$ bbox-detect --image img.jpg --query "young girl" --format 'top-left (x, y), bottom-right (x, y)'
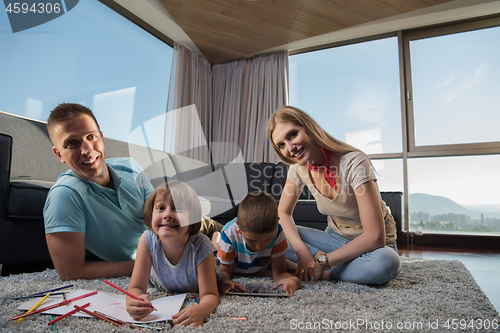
top-left (126, 180), bottom-right (219, 327)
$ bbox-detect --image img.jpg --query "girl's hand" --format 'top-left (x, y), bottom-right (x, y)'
top-left (125, 294), bottom-right (153, 320)
top-left (273, 276), bottom-right (301, 296)
top-left (171, 304), bottom-right (208, 327)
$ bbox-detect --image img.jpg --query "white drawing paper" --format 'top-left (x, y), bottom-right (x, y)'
top-left (16, 289), bottom-right (186, 323)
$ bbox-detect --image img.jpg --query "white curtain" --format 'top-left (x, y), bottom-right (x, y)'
top-left (212, 51), bottom-right (289, 163)
top-left (166, 45), bottom-right (288, 164)
top-left (211, 61), bottom-right (247, 164)
top-left (165, 43), bottom-right (213, 163)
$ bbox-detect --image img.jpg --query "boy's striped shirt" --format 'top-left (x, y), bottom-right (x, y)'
top-left (217, 218), bottom-right (288, 274)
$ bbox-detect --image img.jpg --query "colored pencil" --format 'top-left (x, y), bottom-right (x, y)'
top-left (94, 311), bottom-right (146, 331)
top-left (73, 304), bottom-right (123, 327)
top-left (48, 315), bottom-right (58, 332)
top-left (47, 303), bottom-right (90, 325)
top-left (104, 280), bottom-right (157, 311)
top-left (10, 292), bottom-right (69, 300)
top-left (12, 284), bottom-right (73, 299)
top-left (30, 284), bottom-right (73, 295)
top-left (133, 323), bottom-right (164, 331)
top-left (9, 291), bottom-right (98, 321)
top-left (16, 292), bottom-right (51, 323)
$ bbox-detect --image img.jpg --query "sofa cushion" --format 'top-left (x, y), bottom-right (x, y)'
top-left (245, 162), bottom-right (275, 194)
top-left (199, 195), bottom-right (236, 223)
top-left (268, 162), bottom-right (314, 200)
top-left (214, 163), bottom-right (253, 206)
top-left (7, 180), bottom-right (54, 220)
top-left (269, 162), bottom-right (287, 200)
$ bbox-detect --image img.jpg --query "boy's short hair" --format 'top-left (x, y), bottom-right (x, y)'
top-left (237, 191), bottom-right (278, 234)
top-left (47, 103), bottom-right (101, 141)
top-left (144, 180), bottom-right (202, 237)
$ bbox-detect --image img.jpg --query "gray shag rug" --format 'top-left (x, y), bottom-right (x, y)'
top-left (1, 258), bottom-right (499, 333)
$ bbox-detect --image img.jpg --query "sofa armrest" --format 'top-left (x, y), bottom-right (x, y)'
top-left (380, 191), bottom-right (403, 236)
top-left (0, 134), bottom-right (13, 264)
top-left (7, 180), bottom-right (53, 220)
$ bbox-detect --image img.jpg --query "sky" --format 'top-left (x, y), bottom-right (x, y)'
top-left (410, 27), bottom-right (500, 146)
top-left (0, 0), bottom-right (172, 150)
top-left (289, 33), bottom-right (500, 207)
top-left (1, 1), bottom-right (499, 209)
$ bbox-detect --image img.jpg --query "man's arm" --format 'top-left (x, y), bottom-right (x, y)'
top-left (46, 232), bottom-right (134, 281)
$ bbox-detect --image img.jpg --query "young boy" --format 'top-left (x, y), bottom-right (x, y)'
top-left (217, 191), bottom-right (301, 296)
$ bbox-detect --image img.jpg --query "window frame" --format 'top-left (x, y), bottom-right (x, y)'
top-left (98, 0), bottom-right (174, 47)
top-left (288, 16), bottom-right (500, 246)
top-left (402, 16), bottom-right (500, 158)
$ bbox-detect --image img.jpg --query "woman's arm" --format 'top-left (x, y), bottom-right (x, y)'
top-left (126, 234), bottom-right (154, 320)
top-left (171, 254), bottom-right (219, 327)
top-left (320, 180), bottom-right (386, 268)
top-left (278, 177), bottom-right (323, 281)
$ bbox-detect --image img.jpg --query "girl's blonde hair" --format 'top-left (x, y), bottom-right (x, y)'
top-left (267, 105), bottom-right (362, 165)
top-left (144, 180), bottom-right (202, 236)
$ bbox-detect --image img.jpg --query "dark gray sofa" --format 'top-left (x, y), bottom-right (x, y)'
top-left (0, 112), bottom-right (402, 276)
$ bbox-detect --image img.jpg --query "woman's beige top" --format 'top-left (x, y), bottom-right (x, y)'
top-left (288, 151), bottom-right (397, 243)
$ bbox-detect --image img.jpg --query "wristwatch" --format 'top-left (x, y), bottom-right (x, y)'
top-left (317, 253), bottom-right (331, 269)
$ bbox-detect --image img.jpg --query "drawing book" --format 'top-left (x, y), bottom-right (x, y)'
top-left (17, 289), bottom-right (186, 323)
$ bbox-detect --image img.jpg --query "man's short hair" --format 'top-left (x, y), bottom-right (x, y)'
top-left (47, 103), bottom-right (100, 141)
top-left (237, 191), bottom-right (278, 234)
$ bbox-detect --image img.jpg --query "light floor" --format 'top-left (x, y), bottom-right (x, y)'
top-left (399, 246), bottom-right (500, 312)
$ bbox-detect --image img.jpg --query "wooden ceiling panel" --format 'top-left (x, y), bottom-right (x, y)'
top-left (349, 0), bottom-right (406, 17)
top-left (169, 6), bottom-right (303, 47)
top-left (159, 0), bottom-right (456, 64)
top-left (300, 2), bottom-right (375, 26)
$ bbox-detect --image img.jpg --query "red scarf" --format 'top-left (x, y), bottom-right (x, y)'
top-left (305, 148), bottom-right (337, 191)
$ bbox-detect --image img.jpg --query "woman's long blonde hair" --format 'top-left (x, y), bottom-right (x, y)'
top-left (267, 106), bottom-right (362, 165)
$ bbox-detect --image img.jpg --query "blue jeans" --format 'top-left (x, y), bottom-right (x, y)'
top-left (285, 226), bottom-right (401, 285)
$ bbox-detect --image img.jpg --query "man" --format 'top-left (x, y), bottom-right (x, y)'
top-left (44, 103), bottom-right (155, 280)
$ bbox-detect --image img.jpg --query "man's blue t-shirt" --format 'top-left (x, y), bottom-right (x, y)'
top-left (43, 158), bottom-right (155, 262)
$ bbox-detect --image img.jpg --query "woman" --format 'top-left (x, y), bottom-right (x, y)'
top-left (267, 106), bottom-right (401, 285)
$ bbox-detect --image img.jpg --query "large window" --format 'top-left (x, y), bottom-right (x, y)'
top-left (289, 17), bottom-right (500, 238)
top-left (409, 25), bottom-right (500, 147)
top-left (408, 155), bottom-right (500, 235)
top-left (404, 18), bottom-right (500, 237)
top-left (0, 0), bottom-right (173, 150)
top-left (289, 36), bottom-right (402, 155)
top-left (289, 36), bottom-right (404, 223)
